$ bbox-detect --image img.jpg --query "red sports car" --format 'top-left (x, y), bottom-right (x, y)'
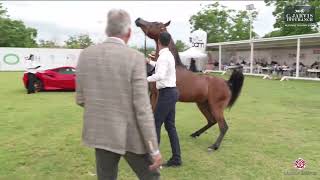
top-left (23, 66), bottom-right (76, 91)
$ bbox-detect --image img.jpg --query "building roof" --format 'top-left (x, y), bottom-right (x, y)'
top-left (206, 33), bottom-right (320, 50)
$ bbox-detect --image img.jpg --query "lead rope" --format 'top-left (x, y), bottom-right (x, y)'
top-left (144, 29), bottom-right (148, 58)
top-left (144, 30), bottom-right (152, 97)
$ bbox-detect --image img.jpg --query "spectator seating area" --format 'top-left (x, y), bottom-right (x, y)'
top-left (203, 61), bottom-right (320, 78)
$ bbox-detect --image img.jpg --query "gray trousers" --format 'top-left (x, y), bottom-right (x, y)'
top-left (95, 148), bottom-right (160, 180)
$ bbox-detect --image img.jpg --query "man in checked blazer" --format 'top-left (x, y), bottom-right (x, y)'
top-left (76, 9), bottom-right (162, 180)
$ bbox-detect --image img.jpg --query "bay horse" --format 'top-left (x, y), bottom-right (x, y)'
top-left (135, 18), bottom-right (244, 151)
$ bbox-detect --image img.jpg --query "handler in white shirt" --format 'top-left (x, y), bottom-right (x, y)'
top-left (25, 54), bottom-right (40, 94)
top-left (146, 32), bottom-right (182, 167)
top-left (147, 48), bottom-right (176, 89)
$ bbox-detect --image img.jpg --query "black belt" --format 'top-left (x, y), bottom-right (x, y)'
top-left (159, 87), bottom-right (176, 91)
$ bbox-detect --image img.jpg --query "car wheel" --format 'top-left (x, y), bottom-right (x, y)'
top-left (34, 79), bottom-right (43, 92)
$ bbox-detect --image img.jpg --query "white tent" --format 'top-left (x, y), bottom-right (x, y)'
top-left (179, 47), bottom-right (208, 59)
top-left (179, 48), bottom-right (208, 70)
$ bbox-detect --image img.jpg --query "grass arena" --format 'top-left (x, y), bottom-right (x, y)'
top-left (1, 72), bottom-right (319, 180)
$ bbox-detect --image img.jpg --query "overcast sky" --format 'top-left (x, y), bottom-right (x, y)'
top-left (3, 1), bottom-right (276, 48)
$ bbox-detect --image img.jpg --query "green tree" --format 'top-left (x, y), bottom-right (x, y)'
top-left (0, 3), bottom-right (7, 18)
top-left (138, 47), bottom-right (155, 57)
top-left (175, 40), bottom-right (188, 52)
top-left (230, 10), bottom-right (258, 40)
top-left (64, 34), bottom-right (94, 49)
top-left (38, 39), bottom-right (61, 48)
top-left (0, 3), bottom-right (38, 47)
top-left (0, 19), bottom-right (38, 47)
top-left (264, 0), bottom-right (320, 37)
top-left (131, 46), bottom-right (155, 57)
top-left (189, 2), bottom-right (258, 43)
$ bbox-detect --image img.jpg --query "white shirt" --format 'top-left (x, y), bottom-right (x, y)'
top-left (25, 60), bottom-right (40, 74)
top-left (147, 48), bottom-right (176, 89)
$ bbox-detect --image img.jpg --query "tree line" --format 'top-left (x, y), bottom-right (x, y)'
top-left (0, 3), bottom-right (93, 49)
top-left (190, 1), bottom-right (319, 42)
top-left (0, 1), bottom-right (319, 49)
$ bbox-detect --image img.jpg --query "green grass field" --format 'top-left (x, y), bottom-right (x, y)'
top-left (0, 72), bottom-right (319, 180)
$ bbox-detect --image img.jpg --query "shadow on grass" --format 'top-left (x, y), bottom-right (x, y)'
top-left (40, 90), bottom-right (75, 93)
top-left (12, 88), bottom-right (75, 95)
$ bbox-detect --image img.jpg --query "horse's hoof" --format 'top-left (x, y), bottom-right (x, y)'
top-left (213, 145), bottom-right (219, 150)
top-left (190, 134), bottom-right (198, 138)
top-left (208, 145), bottom-right (219, 151)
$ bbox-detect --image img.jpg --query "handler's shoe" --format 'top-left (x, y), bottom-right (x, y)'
top-left (163, 159), bottom-right (182, 167)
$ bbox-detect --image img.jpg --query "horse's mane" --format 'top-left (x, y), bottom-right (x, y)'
top-left (168, 38), bottom-right (185, 68)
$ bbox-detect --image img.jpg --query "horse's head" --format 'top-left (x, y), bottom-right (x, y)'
top-left (135, 18), bottom-right (171, 40)
top-left (135, 18), bottom-right (184, 68)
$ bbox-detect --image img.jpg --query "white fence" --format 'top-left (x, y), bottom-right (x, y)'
top-left (0, 48), bottom-right (82, 71)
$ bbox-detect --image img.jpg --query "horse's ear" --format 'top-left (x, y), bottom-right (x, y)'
top-left (164, 21), bottom-right (171, 27)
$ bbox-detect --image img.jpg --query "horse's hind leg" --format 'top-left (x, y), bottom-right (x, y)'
top-left (208, 106), bottom-right (228, 151)
top-left (190, 102), bottom-right (217, 138)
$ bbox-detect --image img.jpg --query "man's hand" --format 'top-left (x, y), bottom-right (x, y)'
top-left (145, 58), bottom-right (150, 64)
top-left (148, 53), bottom-right (156, 61)
top-left (149, 153), bottom-right (162, 171)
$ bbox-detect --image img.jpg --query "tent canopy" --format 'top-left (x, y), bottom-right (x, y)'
top-left (179, 47), bottom-right (207, 59)
top-left (206, 33), bottom-right (320, 50)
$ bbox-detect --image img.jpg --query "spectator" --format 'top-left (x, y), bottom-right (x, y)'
top-left (76, 9), bottom-right (162, 180)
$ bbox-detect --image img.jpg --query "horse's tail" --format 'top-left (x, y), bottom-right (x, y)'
top-left (227, 69), bottom-right (244, 108)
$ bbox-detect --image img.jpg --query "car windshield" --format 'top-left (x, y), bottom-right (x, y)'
top-left (56, 68), bottom-right (75, 74)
